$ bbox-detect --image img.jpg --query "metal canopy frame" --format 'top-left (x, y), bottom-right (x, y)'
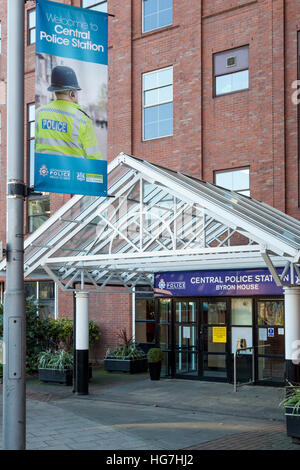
top-left (1, 152), bottom-right (300, 292)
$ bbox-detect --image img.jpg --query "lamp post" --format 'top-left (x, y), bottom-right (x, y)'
top-left (3, 0), bottom-right (26, 450)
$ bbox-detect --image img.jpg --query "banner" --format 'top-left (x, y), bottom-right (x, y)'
top-left (34, 0), bottom-right (108, 196)
top-left (154, 267), bottom-right (298, 297)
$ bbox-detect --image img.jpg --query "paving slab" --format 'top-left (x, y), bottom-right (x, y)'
top-left (0, 368), bottom-right (299, 450)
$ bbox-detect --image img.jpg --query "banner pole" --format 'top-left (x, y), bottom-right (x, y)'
top-left (3, 0), bottom-right (26, 450)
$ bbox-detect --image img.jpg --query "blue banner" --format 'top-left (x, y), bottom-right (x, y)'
top-left (154, 268), bottom-right (299, 297)
top-left (34, 0), bottom-right (108, 196)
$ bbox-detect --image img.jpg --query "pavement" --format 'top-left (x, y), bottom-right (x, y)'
top-left (0, 367), bottom-right (300, 451)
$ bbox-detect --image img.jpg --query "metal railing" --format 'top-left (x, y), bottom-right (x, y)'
top-left (233, 344), bottom-right (270, 392)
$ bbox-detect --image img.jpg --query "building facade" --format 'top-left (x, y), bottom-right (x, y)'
top-left (0, 0), bottom-right (300, 383)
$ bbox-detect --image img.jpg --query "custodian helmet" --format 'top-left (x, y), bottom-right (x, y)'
top-left (48, 66), bottom-right (81, 92)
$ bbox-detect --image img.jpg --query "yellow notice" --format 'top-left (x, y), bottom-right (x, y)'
top-left (213, 326), bottom-right (227, 343)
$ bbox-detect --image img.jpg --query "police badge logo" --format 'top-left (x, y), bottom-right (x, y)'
top-left (158, 279), bottom-right (166, 290)
top-left (39, 165), bottom-right (49, 177)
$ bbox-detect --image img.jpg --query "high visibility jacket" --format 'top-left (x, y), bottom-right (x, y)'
top-left (35, 100), bottom-right (103, 160)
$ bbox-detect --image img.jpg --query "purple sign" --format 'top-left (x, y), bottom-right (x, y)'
top-left (154, 268), bottom-right (296, 297)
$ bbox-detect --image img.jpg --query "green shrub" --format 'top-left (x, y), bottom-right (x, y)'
top-left (0, 299), bottom-right (101, 373)
top-left (38, 349), bottom-right (73, 372)
top-left (105, 343), bottom-right (145, 360)
top-left (147, 348), bottom-right (163, 363)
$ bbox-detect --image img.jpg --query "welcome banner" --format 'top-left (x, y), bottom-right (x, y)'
top-left (34, 0), bottom-right (108, 196)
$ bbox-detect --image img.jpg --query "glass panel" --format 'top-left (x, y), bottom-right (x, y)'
top-left (159, 324), bottom-right (170, 350)
top-left (175, 351), bottom-right (198, 376)
top-left (135, 299), bottom-right (155, 321)
top-left (28, 104), bottom-right (35, 122)
top-left (232, 169), bottom-right (250, 191)
top-left (30, 29), bottom-right (36, 44)
top-left (215, 169), bottom-right (249, 193)
top-left (39, 281), bottom-right (54, 299)
top-left (159, 299), bottom-right (171, 323)
top-left (175, 324), bottom-right (197, 350)
top-left (161, 350), bottom-right (171, 377)
top-left (203, 301), bottom-right (226, 324)
top-left (135, 321), bottom-right (156, 343)
top-left (28, 10), bottom-right (36, 29)
top-left (257, 301), bottom-right (284, 326)
top-left (257, 327), bottom-right (284, 355)
top-left (25, 282), bottom-right (37, 298)
top-left (39, 300), bottom-right (54, 319)
top-left (231, 327), bottom-right (252, 354)
top-left (258, 357), bottom-right (285, 383)
top-left (175, 301), bottom-right (196, 323)
top-left (231, 298), bottom-right (252, 325)
top-left (82, 0), bottom-right (107, 12)
top-left (215, 70), bottom-right (249, 96)
top-left (203, 354), bottom-right (226, 378)
top-left (143, 0), bottom-right (172, 32)
top-left (144, 89), bottom-right (159, 107)
top-left (203, 327), bottom-right (226, 353)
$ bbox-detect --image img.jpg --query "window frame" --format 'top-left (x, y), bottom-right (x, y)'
top-left (27, 196), bottom-right (51, 234)
top-left (142, 66), bottom-right (173, 141)
top-left (142, 0), bottom-right (173, 34)
top-left (214, 167), bottom-right (250, 196)
top-left (81, 0), bottom-right (108, 11)
top-left (213, 46), bottom-right (250, 98)
top-left (27, 9), bottom-right (36, 46)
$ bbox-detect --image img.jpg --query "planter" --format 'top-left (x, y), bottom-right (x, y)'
top-left (39, 368), bottom-right (73, 386)
top-left (285, 407), bottom-right (300, 441)
top-left (148, 361), bottom-right (161, 381)
top-left (104, 358), bottom-right (148, 374)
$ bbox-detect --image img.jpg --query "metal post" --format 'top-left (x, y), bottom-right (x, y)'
top-left (3, 0), bottom-right (26, 450)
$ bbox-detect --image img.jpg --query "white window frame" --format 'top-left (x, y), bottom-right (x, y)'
top-left (28, 9), bottom-right (36, 45)
top-left (142, 66), bottom-right (173, 141)
top-left (81, 0), bottom-right (108, 11)
top-left (142, 0), bottom-right (173, 34)
top-left (214, 167), bottom-right (250, 196)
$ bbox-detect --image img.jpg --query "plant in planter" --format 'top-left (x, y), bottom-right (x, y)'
top-left (280, 383), bottom-right (300, 442)
top-left (147, 347), bottom-right (163, 381)
top-left (104, 329), bottom-right (148, 374)
top-left (38, 349), bottom-right (73, 385)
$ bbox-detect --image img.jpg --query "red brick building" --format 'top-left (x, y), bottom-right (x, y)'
top-left (0, 0), bottom-right (300, 379)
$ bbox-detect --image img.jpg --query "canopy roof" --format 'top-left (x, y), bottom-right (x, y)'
top-left (1, 152), bottom-right (300, 291)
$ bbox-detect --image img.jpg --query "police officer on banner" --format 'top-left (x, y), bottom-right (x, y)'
top-left (35, 65), bottom-right (103, 160)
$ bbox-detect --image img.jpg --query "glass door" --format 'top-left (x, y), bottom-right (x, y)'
top-left (174, 300), bottom-right (199, 378)
top-left (199, 300), bottom-right (230, 380)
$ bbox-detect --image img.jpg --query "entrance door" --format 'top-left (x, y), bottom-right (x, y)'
top-left (174, 300), bottom-right (199, 377)
top-left (199, 300), bottom-right (229, 380)
top-left (173, 299), bottom-right (230, 380)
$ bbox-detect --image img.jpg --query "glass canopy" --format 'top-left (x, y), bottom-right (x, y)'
top-left (1, 153), bottom-right (300, 291)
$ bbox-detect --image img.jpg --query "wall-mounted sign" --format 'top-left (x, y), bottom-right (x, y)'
top-left (34, 0), bottom-right (108, 196)
top-left (268, 327), bottom-right (275, 338)
top-left (213, 326), bottom-right (227, 343)
top-left (154, 267), bottom-right (294, 297)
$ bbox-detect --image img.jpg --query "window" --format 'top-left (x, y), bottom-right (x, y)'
top-left (143, 67), bottom-right (173, 140)
top-left (28, 197), bottom-right (50, 233)
top-left (143, 0), bottom-right (173, 33)
top-left (214, 46), bottom-right (249, 96)
top-left (135, 299), bottom-right (156, 348)
top-left (82, 0), bottom-right (107, 12)
top-left (25, 281), bottom-right (55, 318)
top-left (28, 9), bottom-right (36, 45)
top-left (215, 168), bottom-right (250, 196)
